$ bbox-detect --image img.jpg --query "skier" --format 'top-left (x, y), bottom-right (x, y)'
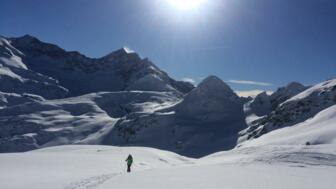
top-left (125, 154), bottom-right (133, 173)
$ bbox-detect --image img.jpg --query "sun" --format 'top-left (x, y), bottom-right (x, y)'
top-left (167, 0), bottom-right (206, 10)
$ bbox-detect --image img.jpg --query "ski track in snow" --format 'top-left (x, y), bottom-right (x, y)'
top-left (63, 173), bottom-right (121, 189)
top-left (258, 152), bottom-right (336, 167)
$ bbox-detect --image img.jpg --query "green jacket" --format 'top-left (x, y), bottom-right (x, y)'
top-left (126, 155), bottom-right (133, 166)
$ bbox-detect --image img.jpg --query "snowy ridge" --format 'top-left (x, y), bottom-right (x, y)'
top-left (270, 82), bottom-right (307, 109)
top-left (240, 78), bottom-right (336, 143)
top-left (284, 79), bottom-right (336, 104)
top-left (247, 82), bottom-right (307, 117)
top-left (5, 35), bottom-right (194, 96)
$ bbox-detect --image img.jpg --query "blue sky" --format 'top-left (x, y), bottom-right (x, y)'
top-left (1, 0), bottom-right (335, 96)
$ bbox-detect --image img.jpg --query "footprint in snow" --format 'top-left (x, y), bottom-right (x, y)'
top-left (63, 173), bottom-right (120, 189)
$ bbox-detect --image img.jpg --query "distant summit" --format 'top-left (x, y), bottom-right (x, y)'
top-left (248, 81), bottom-right (307, 117)
top-left (177, 76), bottom-right (244, 123)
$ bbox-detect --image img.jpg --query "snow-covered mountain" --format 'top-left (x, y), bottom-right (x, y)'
top-left (105, 76), bottom-right (246, 157)
top-left (1, 87), bottom-right (336, 188)
top-left (0, 34), bottom-right (200, 154)
top-left (176, 76), bottom-right (244, 123)
top-left (1, 34), bottom-right (336, 160)
top-left (0, 74), bottom-right (246, 157)
top-left (239, 78), bottom-right (336, 143)
top-left (0, 35), bottom-right (247, 157)
top-left (6, 35), bottom-right (194, 96)
top-left (248, 82), bottom-right (307, 117)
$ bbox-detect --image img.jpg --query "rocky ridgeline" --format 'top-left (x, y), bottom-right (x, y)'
top-left (240, 79), bottom-right (336, 143)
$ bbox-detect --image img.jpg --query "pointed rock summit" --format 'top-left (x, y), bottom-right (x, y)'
top-left (176, 76), bottom-right (244, 123)
top-left (195, 76), bottom-right (235, 96)
top-left (102, 47), bottom-right (141, 63)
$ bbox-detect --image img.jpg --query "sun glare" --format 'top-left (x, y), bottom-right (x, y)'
top-left (167, 0), bottom-right (205, 10)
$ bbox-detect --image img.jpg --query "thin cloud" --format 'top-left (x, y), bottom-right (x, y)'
top-left (228, 80), bottom-right (273, 86)
top-left (235, 90), bottom-right (273, 98)
top-left (182, 77), bottom-right (196, 84)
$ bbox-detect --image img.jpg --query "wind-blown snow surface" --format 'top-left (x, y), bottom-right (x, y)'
top-left (0, 144), bottom-right (335, 189)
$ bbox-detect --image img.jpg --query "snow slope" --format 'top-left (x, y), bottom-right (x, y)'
top-left (0, 92), bottom-right (44, 109)
top-left (241, 104), bottom-right (336, 147)
top-left (0, 91), bottom-right (179, 152)
top-left (0, 144), bottom-right (335, 189)
top-left (0, 145), bottom-right (193, 189)
top-left (0, 37), bottom-right (69, 99)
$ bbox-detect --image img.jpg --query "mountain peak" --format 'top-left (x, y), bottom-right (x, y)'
top-left (286, 82), bottom-right (305, 89)
top-left (21, 34), bottom-right (36, 39)
top-left (102, 47), bottom-right (141, 62)
top-left (111, 47), bottom-right (135, 55)
top-left (197, 76), bottom-right (233, 94)
top-left (121, 47), bottom-right (135, 54)
top-left (200, 75), bottom-right (222, 84)
top-left (256, 91), bottom-right (269, 98)
top-left (271, 81), bottom-right (307, 99)
top-left (13, 34), bottom-right (39, 43)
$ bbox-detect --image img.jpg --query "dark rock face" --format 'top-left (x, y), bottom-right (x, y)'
top-left (249, 92), bottom-right (272, 117)
top-left (269, 82), bottom-right (307, 109)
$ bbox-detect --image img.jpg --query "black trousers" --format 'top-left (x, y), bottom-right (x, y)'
top-left (127, 164), bottom-right (131, 172)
